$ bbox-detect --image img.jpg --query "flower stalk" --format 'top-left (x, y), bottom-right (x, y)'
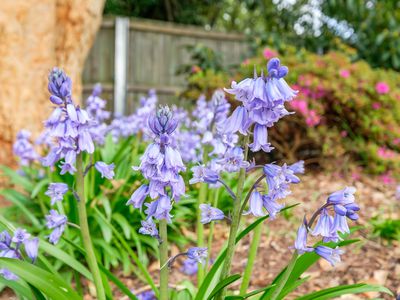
top-left (270, 251), bottom-right (298, 300)
top-left (215, 135), bottom-right (250, 300)
top-left (159, 219), bottom-right (169, 300)
top-left (76, 154), bottom-right (106, 300)
top-left (239, 220), bottom-right (263, 295)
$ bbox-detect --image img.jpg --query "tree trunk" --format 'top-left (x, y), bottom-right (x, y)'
top-left (0, 0), bottom-right (105, 166)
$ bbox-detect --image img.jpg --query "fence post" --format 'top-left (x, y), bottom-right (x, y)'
top-left (114, 17), bottom-right (130, 115)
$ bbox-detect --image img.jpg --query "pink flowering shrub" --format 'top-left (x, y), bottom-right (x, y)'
top-left (183, 45), bottom-right (400, 174)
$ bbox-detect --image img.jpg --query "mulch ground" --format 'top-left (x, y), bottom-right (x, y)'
top-left (1, 172), bottom-right (399, 299)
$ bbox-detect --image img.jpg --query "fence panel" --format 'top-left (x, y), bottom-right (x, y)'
top-left (82, 17), bottom-right (250, 113)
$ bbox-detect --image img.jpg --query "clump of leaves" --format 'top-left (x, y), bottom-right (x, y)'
top-left (371, 217), bottom-right (400, 242)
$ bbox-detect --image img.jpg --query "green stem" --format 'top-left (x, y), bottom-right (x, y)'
top-left (215, 135), bottom-right (250, 300)
top-left (76, 154), bottom-right (106, 300)
top-left (239, 221), bottom-right (263, 295)
top-left (197, 182), bottom-right (207, 283)
top-left (159, 219), bottom-right (169, 300)
top-left (270, 251), bottom-right (298, 300)
top-left (205, 188), bottom-right (220, 271)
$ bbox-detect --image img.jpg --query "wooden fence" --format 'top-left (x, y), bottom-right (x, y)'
top-left (82, 17), bottom-right (250, 114)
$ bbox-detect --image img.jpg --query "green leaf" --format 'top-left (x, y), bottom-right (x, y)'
top-left (0, 166), bottom-right (34, 191)
top-left (31, 179), bottom-right (50, 199)
top-left (0, 190), bottom-right (39, 226)
top-left (195, 204), bottom-right (299, 300)
top-left (207, 274), bottom-right (241, 300)
top-left (99, 264), bottom-right (138, 300)
top-left (0, 258), bottom-right (80, 300)
top-left (40, 240), bottom-right (93, 280)
top-left (112, 213), bottom-right (132, 239)
top-left (0, 276), bottom-right (34, 299)
top-left (295, 283), bottom-right (393, 300)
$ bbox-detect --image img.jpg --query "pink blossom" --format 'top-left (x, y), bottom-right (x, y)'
top-left (377, 147), bottom-right (396, 159)
top-left (351, 171), bottom-right (361, 181)
top-left (263, 48), bottom-right (277, 60)
top-left (379, 172), bottom-right (395, 185)
top-left (290, 99), bottom-right (308, 115)
top-left (372, 102), bottom-right (381, 110)
top-left (340, 131), bottom-right (348, 137)
top-left (339, 69), bottom-right (350, 78)
top-left (393, 138), bottom-right (400, 145)
top-left (305, 110), bottom-right (321, 127)
top-left (375, 82), bottom-right (390, 94)
top-left (242, 59), bottom-right (250, 66)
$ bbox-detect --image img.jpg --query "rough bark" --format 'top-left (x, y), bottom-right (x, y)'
top-left (0, 0), bottom-right (104, 166)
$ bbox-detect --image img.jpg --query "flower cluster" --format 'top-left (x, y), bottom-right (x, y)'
top-left (86, 84), bottom-right (111, 145)
top-left (128, 106), bottom-right (186, 229)
top-left (13, 130), bottom-right (39, 166)
top-left (224, 57), bottom-right (297, 152)
top-left (294, 186), bottom-right (359, 266)
top-left (0, 229), bottom-right (39, 280)
top-left (42, 68), bottom-right (94, 175)
top-left (246, 161), bottom-right (304, 219)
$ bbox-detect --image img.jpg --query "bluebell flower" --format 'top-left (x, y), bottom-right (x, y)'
top-left (200, 204), bottom-right (225, 224)
top-left (262, 195), bottom-right (284, 219)
top-left (95, 161), bottom-right (115, 179)
top-left (13, 130), bottom-right (39, 166)
top-left (327, 187), bottom-right (356, 205)
top-left (12, 229), bottom-right (30, 245)
top-left (187, 247), bottom-right (208, 264)
top-left (138, 218), bottom-right (159, 238)
top-left (45, 210), bottom-right (67, 244)
top-left (45, 183), bottom-right (69, 206)
top-left (288, 160), bottom-right (305, 174)
top-left (136, 290), bottom-right (156, 300)
top-left (315, 246), bottom-right (344, 266)
top-left (332, 214), bottom-right (350, 234)
top-left (220, 147), bottom-right (250, 173)
top-left (0, 231), bottom-right (12, 251)
top-left (181, 258), bottom-right (198, 275)
top-left (244, 190), bottom-right (265, 217)
top-left (0, 268), bottom-right (19, 281)
top-left (249, 124), bottom-right (274, 152)
top-left (294, 223), bottom-right (313, 254)
top-left (127, 185), bottom-right (149, 209)
top-left (312, 209), bottom-right (333, 237)
top-left (24, 238), bottom-right (39, 263)
top-left (189, 165), bottom-right (219, 184)
top-left (223, 106), bottom-right (249, 135)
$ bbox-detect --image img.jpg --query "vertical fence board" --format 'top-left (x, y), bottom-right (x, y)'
top-left (83, 17), bottom-right (250, 112)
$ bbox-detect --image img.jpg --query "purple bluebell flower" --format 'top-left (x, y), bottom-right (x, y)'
top-left (200, 204), bottom-right (225, 224)
top-left (187, 247), bottom-right (208, 264)
top-left (0, 268), bottom-right (18, 281)
top-left (0, 231), bottom-right (12, 251)
top-left (48, 67), bottom-right (72, 104)
top-left (223, 106), bottom-right (249, 135)
top-left (315, 246), bottom-right (344, 266)
top-left (294, 222), bottom-right (313, 254)
top-left (244, 190), bottom-right (265, 217)
top-left (327, 187), bottom-right (356, 205)
top-left (136, 290), bottom-right (156, 300)
top-left (262, 195), bottom-right (284, 219)
top-left (127, 185), bottom-right (149, 209)
top-left (220, 147), bottom-right (250, 173)
top-left (181, 258), bottom-right (198, 275)
top-left (153, 196), bottom-right (173, 223)
top-left (12, 229), bottom-right (30, 245)
top-left (288, 160), bottom-right (305, 174)
top-left (138, 218), bottom-right (159, 238)
top-left (24, 238), bottom-right (39, 263)
top-left (13, 130), bottom-right (39, 166)
top-left (332, 214), bottom-right (350, 234)
top-left (312, 209), bottom-right (333, 237)
top-left (45, 210), bottom-right (67, 244)
top-left (189, 165), bottom-right (219, 184)
top-left (45, 183), bottom-right (68, 206)
top-left (95, 161), bottom-right (115, 180)
top-left (249, 124), bottom-right (273, 152)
